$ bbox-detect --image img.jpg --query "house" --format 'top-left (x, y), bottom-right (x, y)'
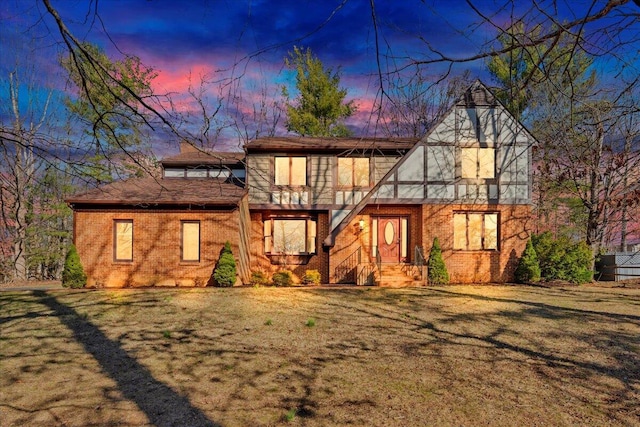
top-left (68, 80), bottom-right (536, 287)
top-left (67, 145), bottom-right (251, 287)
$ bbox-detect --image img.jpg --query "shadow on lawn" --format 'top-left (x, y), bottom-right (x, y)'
top-left (309, 288), bottom-right (639, 413)
top-left (33, 290), bottom-right (219, 427)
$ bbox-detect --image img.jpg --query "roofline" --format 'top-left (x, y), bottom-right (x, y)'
top-left (66, 199), bottom-right (242, 206)
top-left (322, 80), bottom-right (539, 247)
top-left (463, 80), bottom-right (539, 146)
top-left (245, 136), bottom-right (418, 153)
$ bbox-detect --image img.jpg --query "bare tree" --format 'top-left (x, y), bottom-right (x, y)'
top-left (379, 70), bottom-right (473, 138)
top-left (0, 69), bottom-right (73, 281)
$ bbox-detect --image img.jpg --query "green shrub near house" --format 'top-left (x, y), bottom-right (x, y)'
top-left (532, 232), bottom-right (593, 284)
top-left (272, 270), bottom-right (294, 287)
top-left (427, 237), bottom-right (449, 285)
top-left (302, 269), bottom-right (321, 285)
top-left (514, 239), bottom-right (541, 283)
top-left (62, 244), bottom-right (87, 288)
top-left (213, 241), bottom-right (237, 287)
top-left (250, 270), bottom-right (270, 287)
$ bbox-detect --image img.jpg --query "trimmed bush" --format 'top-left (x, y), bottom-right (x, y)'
top-left (427, 237), bottom-right (449, 285)
top-left (532, 232), bottom-right (593, 284)
top-left (213, 241), bottom-right (237, 287)
top-left (564, 241), bottom-right (593, 284)
top-left (272, 270), bottom-right (294, 287)
top-left (302, 269), bottom-right (321, 285)
top-left (62, 244), bottom-right (87, 288)
top-left (514, 239), bottom-right (541, 283)
top-left (250, 270), bottom-right (270, 287)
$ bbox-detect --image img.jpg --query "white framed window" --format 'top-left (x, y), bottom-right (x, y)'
top-left (181, 221), bottom-right (200, 262)
top-left (114, 220), bottom-right (133, 261)
top-left (461, 147), bottom-right (495, 179)
top-left (264, 217), bottom-right (317, 255)
top-left (275, 157), bottom-right (307, 186)
top-left (453, 212), bottom-right (498, 251)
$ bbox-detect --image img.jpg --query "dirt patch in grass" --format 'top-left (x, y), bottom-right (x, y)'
top-left (1, 285), bottom-right (639, 426)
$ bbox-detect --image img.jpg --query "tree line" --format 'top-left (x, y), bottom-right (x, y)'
top-left (1, 0), bottom-right (639, 282)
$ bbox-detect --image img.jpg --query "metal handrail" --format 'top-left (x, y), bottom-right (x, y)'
top-left (414, 246), bottom-right (426, 268)
top-left (334, 247), bottom-right (362, 283)
top-left (374, 246), bottom-right (382, 280)
top-left (413, 246), bottom-right (427, 283)
top-left (356, 263), bottom-right (375, 286)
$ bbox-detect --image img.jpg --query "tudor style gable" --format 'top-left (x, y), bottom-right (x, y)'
top-left (370, 80), bottom-right (535, 205)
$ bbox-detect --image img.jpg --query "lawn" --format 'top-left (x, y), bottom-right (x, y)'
top-left (1, 285), bottom-right (639, 426)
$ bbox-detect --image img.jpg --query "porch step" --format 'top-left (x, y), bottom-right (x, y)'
top-left (376, 264), bottom-right (426, 287)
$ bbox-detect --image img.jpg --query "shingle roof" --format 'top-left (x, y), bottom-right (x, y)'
top-left (245, 136), bottom-right (418, 153)
top-left (67, 177), bottom-right (246, 207)
top-left (160, 151), bottom-right (245, 167)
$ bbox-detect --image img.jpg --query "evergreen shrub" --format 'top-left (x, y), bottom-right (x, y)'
top-left (514, 239), bottom-right (541, 283)
top-left (532, 232), bottom-right (593, 284)
top-left (213, 241), bottom-right (237, 287)
top-left (62, 244), bottom-right (87, 288)
top-left (272, 270), bottom-right (294, 287)
top-left (250, 270), bottom-right (270, 287)
top-left (427, 237), bottom-right (449, 285)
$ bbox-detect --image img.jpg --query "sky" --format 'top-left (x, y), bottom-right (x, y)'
top-left (2, 0), bottom-right (640, 154)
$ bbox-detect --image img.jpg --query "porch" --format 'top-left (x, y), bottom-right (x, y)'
top-left (333, 246), bottom-right (427, 287)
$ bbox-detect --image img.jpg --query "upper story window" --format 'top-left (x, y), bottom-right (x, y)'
top-left (164, 168), bottom-right (186, 178)
top-left (338, 158), bottom-right (370, 188)
top-left (164, 167), bottom-right (245, 183)
top-left (275, 157), bottom-right (306, 186)
top-left (186, 169), bottom-right (208, 178)
top-left (461, 147), bottom-right (495, 179)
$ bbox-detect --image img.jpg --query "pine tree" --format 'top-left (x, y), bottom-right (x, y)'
top-left (427, 237), bottom-right (449, 285)
top-left (62, 244), bottom-right (87, 288)
top-left (514, 239), bottom-right (541, 283)
top-left (60, 42), bottom-right (157, 183)
top-left (282, 46), bottom-right (356, 137)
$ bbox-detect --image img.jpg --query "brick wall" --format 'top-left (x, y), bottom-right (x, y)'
top-left (421, 204), bottom-right (532, 283)
top-left (328, 203), bottom-right (531, 284)
top-left (74, 209), bottom-right (242, 287)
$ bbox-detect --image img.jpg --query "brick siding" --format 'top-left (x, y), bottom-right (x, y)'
top-left (329, 204), bottom-right (531, 284)
top-left (74, 209), bottom-right (242, 287)
top-left (421, 204), bottom-right (532, 283)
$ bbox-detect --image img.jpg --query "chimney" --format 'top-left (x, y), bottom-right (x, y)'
top-left (179, 140), bottom-right (198, 153)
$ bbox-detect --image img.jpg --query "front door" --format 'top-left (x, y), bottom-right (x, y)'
top-left (378, 217), bottom-right (400, 263)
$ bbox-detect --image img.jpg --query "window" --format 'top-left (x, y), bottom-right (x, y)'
top-left (461, 147), bottom-right (495, 179)
top-left (114, 220), bottom-right (133, 261)
top-left (275, 157), bottom-right (306, 186)
top-left (453, 212), bottom-right (498, 251)
top-left (264, 218), bottom-right (317, 254)
top-left (338, 157), bottom-right (369, 187)
top-left (164, 168), bottom-right (185, 178)
top-left (186, 168), bottom-right (208, 178)
top-left (181, 221), bottom-right (200, 261)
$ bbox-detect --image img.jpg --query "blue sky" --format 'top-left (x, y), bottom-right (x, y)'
top-left (2, 0), bottom-right (639, 152)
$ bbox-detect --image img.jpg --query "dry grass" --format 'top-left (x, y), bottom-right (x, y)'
top-left (1, 285), bottom-right (639, 426)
